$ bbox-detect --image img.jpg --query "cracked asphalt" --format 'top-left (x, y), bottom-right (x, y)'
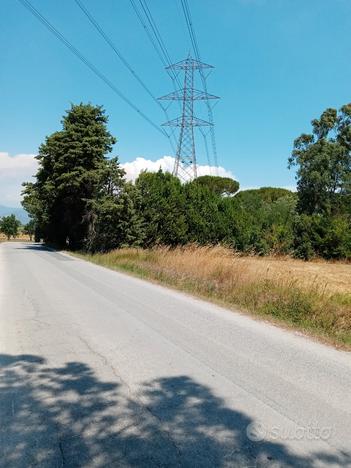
top-left (0, 242), bottom-right (350, 467)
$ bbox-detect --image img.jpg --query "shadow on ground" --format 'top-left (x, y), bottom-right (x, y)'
top-left (14, 243), bottom-right (62, 253)
top-left (11, 243), bottom-right (51, 251)
top-left (13, 243), bottom-right (73, 262)
top-left (0, 354), bottom-right (349, 467)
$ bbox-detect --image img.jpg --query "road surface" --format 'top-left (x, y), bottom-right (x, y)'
top-left (0, 242), bottom-right (350, 467)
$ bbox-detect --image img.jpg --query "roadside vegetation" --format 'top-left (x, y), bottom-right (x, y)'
top-left (78, 246), bottom-right (351, 348)
top-left (21, 103), bottom-right (351, 346)
top-left (0, 214), bottom-right (32, 241)
top-left (22, 103), bottom-right (351, 260)
top-left (0, 214), bottom-right (21, 240)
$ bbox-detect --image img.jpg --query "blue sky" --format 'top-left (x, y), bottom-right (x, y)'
top-left (1, 0), bottom-right (351, 206)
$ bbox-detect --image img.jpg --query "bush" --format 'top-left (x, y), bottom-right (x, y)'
top-left (293, 214), bottom-right (351, 260)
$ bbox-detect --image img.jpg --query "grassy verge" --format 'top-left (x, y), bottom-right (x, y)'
top-left (73, 246), bottom-right (351, 349)
top-left (0, 235), bottom-right (31, 242)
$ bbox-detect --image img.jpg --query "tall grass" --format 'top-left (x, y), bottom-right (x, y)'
top-left (0, 234), bottom-right (31, 242)
top-left (79, 246), bottom-right (351, 348)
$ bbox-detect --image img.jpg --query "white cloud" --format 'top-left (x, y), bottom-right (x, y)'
top-left (0, 152), bottom-right (38, 207)
top-left (0, 151), bottom-right (235, 208)
top-left (121, 155), bottom-right (234, 182)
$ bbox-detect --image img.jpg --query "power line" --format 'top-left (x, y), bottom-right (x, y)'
top-left (180, 0), bottom-right (219, 170)
top-left (160, 57), bottom-right (218, 181)
top-left (199, 128), bottom-right (212, 174)
top-left (180, 0), bottom-right (211, 167)
top-left (138, 0), bottom-right (174, 70)
top-left (129, 0), bottom-right (167, 67)
top-left (73, 0), bottom-right (177, 151)
top-left (129, 0), bottom-right (182, 90)
top-left (129, 0), bottom-right (185, 151)
top-left (18, 0), bottom-right (168, 138)
top-left (74, 0), bottom-right (160, 109)
top-left (141, 0), bottom-right (183, 91)
top-left (181, 0), bottom-right (200, 60)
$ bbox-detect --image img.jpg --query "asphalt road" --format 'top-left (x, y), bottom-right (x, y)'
top-left (0, 242), bottom-right (350, 467)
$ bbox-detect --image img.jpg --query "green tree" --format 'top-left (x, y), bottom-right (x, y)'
top-left (183, 181), bottom-right (224, 244)
top-left (86, 159), bottom-right (144, 252)
top-left (135, 170), bottom-right (187, 246)
top-left (22, 104), bottom-right (117, 248)
top-left (220, 190), bottom-right (296, 254)
top-left (236, 187), bottom-right (295, 204)
top-left (193, 175), bottom-right (239, 196)
top-left (293, 214), bottom-right (351, 260)
top-left (0, 215), bottom-right (21, 240)
top-left (23, 219), bottom-right (36, 241)
top-left (289, 104), bottom-right (351, 259)
top-left (262, 195), bottom-right (297, 254)
top-left (21, 181), bottom-right (46, 240)
top-left (289, 106), bottom-right (351, 216)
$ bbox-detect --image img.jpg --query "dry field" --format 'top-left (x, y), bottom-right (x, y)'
top-left (118, 246), bottom-right (351, 295)
top-left (0, 234), bottom-right (31, 242)
top-left (79, 246), bottom-right (351, 348)
top-left (211, 252), bottom-right (351, 295)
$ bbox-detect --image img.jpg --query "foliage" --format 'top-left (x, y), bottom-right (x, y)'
top-left (193, 175), bottom-right (239, 196)
top-left (289, 104), bottom-right (351, 259)
top-left (85, 159), bottom-right (144, 252)
top-left (183, 181), bottom-right (225, 244)
top-left (236, 187), bottom-right (295, 203)
top-left (22, 104), bottom-right (136, 251)
top-left (293, 214), bottom-right (351, 260)
top-left (219, 191), bottom-right (297, 254)
top-left (23, 219), bottom-right (36, 241)
top-left (0, 215), bottom-right (21, 240)
top-left (22, 102), bottom-right (351, 260)
top-left (289, 106), bottom-right (351, 216)
top-left (135, 170), bottom-right (187, 246)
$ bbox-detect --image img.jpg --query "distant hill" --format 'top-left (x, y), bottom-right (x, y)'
top-left (0, 205), bottom-right (29, 224)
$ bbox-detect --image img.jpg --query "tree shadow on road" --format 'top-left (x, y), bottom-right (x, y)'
top-left (0, 354), bottom-right (349, 467)
top-left (12, 243), bottom-right (52, 251)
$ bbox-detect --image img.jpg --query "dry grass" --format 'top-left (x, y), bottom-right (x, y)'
top-left (78, 245), bottom-right (351, 349)
top-left (209, 253), bottom-right (351, 294)
top-left (0, 234), bottom-right (31, 242)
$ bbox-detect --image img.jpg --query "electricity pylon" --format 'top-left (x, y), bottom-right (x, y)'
top-left (159, 56), bottom-right (219, 181)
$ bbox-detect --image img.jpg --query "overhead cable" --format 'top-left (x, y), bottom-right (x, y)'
top-left (18, 0), bottom-right (168, 138)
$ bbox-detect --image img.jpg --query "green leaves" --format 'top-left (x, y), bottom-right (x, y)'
top-left (192, 175), bottom-right (239, 196)
top-left (311, 108), bottom-right (338, 139)
top-left (135, 171), bottom-right (187, 247)
top-left (22, 104), bottom-right (119, 248)
top-left (0, 215), bottom-right (21, 240)
top-left (291, 105), bottom-right (351, 217)
top-left (22, 102), bottom-right (350, 260)
top-left (289, 104), bottom-right (351, 259)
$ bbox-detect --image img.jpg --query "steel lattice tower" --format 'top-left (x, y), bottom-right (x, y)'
top-left (159, 56), bottom-right (219, 180)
